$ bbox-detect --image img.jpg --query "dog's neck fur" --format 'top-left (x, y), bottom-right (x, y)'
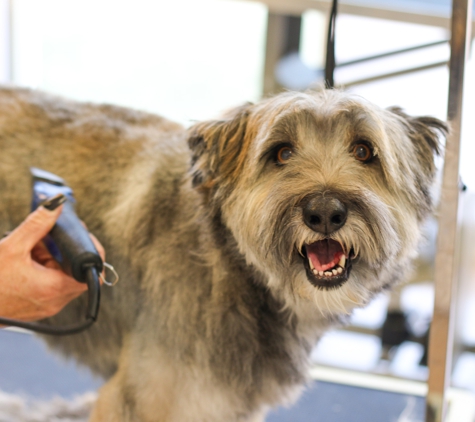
top-left (172, 183), bottom-right (332, 404)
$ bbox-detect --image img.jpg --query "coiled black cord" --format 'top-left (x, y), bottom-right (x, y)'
top-left (0, 266), bottom-right (100, 335)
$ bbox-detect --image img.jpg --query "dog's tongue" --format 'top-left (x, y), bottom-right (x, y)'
top-left (306, 239), bottom-right (344, 272)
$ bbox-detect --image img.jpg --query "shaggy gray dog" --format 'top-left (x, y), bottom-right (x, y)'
top-left (0, 87), bottom-right (447, 422)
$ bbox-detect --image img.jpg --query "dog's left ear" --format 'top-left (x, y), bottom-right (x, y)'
top-left (388, 106), bottom-right (448, 175)
top-left (188, 103), bottom-right (253, 190)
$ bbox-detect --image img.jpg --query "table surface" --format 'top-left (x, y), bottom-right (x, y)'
top-left (0, 329), bottom-right (425, 422)
top-left (0, 329), bottom-right (102, 399)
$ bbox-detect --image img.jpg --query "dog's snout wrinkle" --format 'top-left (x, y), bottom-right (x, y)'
top-left (302, 196), bottom-right (348, 235)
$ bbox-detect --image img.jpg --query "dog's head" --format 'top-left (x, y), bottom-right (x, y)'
top-left (187, 90), bottom-right (447, 315)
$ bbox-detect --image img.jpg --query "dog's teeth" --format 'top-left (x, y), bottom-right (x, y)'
top-left (339, 255), bottom-right (346, 268)
top-left (319, 271), bottom-right (324, 276)
top-left (337, 267), bottom-right (343, 274)
top-left (312, 268), bottom-right (318, 275)
top-left (332, 269), bottom-right (337, 275)
top-left (309, 258), bottom-right (314, 270)
top-left (324, 271), bottom-right (332, 276)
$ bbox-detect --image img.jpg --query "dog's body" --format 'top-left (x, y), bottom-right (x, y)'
top-left (0, 87), bottom-right (447, 421)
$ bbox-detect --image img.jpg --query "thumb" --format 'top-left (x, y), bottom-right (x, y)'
top-left (8, 194), bottom-right (66, 253)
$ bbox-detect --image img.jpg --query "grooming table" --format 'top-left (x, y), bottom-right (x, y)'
top-left (1, 329), bottom-right (473, 422)
top-left (268, 366), bottom-right (475, 422)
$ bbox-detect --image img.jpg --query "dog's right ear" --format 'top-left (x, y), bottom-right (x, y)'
top-left (388, 106), bottom-right (448, 178)
top-left (187, 103), bottom-right (254, 191)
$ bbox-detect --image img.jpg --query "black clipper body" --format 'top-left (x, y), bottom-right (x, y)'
top-left (31, 167), bottom-right (103, 282)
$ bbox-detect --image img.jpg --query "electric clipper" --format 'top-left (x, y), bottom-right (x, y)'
top-left (0, 168), bottom-right (104, 335)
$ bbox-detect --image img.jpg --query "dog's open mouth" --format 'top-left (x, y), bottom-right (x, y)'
top-left (302, 239), bottom-right (352, 289)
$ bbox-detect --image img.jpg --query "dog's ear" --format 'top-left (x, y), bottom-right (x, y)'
top-left (388, 106), bottom-right (448, 175)
top-left (188, 103), bottom-right (253, 190)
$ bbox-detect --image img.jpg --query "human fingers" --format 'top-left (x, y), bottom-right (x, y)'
top-left (31, 241), bottom-right (62, 270)
top-left (31, 262), bottom-right (88, 295)
top-left (6, 194), bottom-right (66, 253)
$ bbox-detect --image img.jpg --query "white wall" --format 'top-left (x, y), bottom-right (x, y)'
top-left (0, 0), bottom-right (11, 83)
top-left (9, 0), bottom-right (268, 125)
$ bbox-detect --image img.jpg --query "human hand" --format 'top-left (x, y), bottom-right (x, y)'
top-left (0, 195), bottom-right (105, 322)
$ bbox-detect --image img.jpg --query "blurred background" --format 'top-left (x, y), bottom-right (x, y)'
top-left (0, 0), bottom-right (474, 420)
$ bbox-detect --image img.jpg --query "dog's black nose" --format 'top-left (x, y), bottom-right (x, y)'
top-left (302, 196), bottom-right (348, 234)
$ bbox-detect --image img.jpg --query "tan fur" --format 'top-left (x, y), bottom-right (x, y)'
top-left (0, 87), bottom-right (447, 421)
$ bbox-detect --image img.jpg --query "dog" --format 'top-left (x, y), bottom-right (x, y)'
top-left (0, 86), bottom-right (447, 421)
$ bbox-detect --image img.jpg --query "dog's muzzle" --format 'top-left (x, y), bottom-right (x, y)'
top-left (300, 194), bottom-right (352, 289)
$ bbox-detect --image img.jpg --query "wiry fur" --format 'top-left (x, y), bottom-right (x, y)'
top-left (0, 87), bottom-right (447, 422)
top-left (0, 390), bottom-right (95, 422)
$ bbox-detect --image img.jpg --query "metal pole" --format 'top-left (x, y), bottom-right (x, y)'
top-left (426, 0), bottom-right (472, 421)
top-left (263, 13), bottom-right (289, 96)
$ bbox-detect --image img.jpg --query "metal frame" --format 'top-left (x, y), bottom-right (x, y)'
top-left (257, 0), bottom-right (475, 93)
top-left (426, 0), bottom-right (472, 421)
top-left (263, 13), bottom-right (303, 94)
top-left (261, 3), bottom-right (458, 91)
top-left (339, 40), bottom-right (449, 87)
top-left (241, 0), bottom-right (475, 32)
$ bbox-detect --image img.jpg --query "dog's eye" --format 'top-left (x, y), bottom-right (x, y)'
top-left (276, 146), bottom-right (293, 164)
top-left (353, 143), bottom-right (373, 163)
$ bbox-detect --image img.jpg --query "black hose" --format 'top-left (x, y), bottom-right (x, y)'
top-left (0, 266), bottom-right (100, 335)
top-left (325, 0), bottom-right (338, 88)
